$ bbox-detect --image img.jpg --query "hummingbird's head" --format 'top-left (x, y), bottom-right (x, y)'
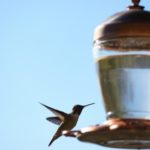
top-left (72, 103), bottom-right (95, 115)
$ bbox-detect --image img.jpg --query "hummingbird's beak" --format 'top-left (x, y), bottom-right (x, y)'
top-left (83, 103), bottom-right (95, 108)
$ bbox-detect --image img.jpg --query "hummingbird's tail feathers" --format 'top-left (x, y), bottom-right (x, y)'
top-left (48, 132), bottom-right (61, 147)
top-left (39, 102), bottom-right (68, 121)
top-left (46, 117), bottom-right (62, 125)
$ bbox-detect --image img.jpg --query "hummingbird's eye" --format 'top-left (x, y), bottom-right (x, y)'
top-left (72, 105), bottom-right (83, 111)
top-left (73, 105), bottom-right (77, 110)
top-left (72, 105), bottom-right (80, 111)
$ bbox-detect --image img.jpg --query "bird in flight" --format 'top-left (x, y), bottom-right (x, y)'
top-left (40, 102), bottom-right (95, 146)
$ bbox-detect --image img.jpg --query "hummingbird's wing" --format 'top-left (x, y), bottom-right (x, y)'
top-left (46, 117), bottom-right (61, 125)
top-left (40, 102), bottom-right (68, 122)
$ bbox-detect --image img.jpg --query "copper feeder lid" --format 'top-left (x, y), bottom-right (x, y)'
top-left (94, 0), bottom-right (150, 41)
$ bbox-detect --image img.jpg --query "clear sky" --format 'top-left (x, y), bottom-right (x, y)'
top-left (1, 0), bottom-right (150, 150)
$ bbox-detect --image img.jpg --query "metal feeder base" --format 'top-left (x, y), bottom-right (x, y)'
top-left (63, 119), bottom-right (150, 149)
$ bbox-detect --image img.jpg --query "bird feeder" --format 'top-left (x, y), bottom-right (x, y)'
top-left (63, 0), bottom-right (150, 149)
top-left (94, 0), bottom-right (150, 121)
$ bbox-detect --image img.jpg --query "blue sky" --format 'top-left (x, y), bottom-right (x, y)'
top-left (1, 0), bottom-right (150, 150)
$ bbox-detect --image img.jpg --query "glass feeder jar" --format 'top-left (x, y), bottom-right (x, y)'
top-left (93, 3), bottom-right (150, 120)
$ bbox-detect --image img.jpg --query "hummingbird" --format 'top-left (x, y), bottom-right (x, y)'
top-left (40, 102), bottom-right (95, 146)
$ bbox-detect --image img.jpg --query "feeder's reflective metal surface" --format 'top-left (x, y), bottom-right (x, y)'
top-left (77, 119), bottom-right (150, 149)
